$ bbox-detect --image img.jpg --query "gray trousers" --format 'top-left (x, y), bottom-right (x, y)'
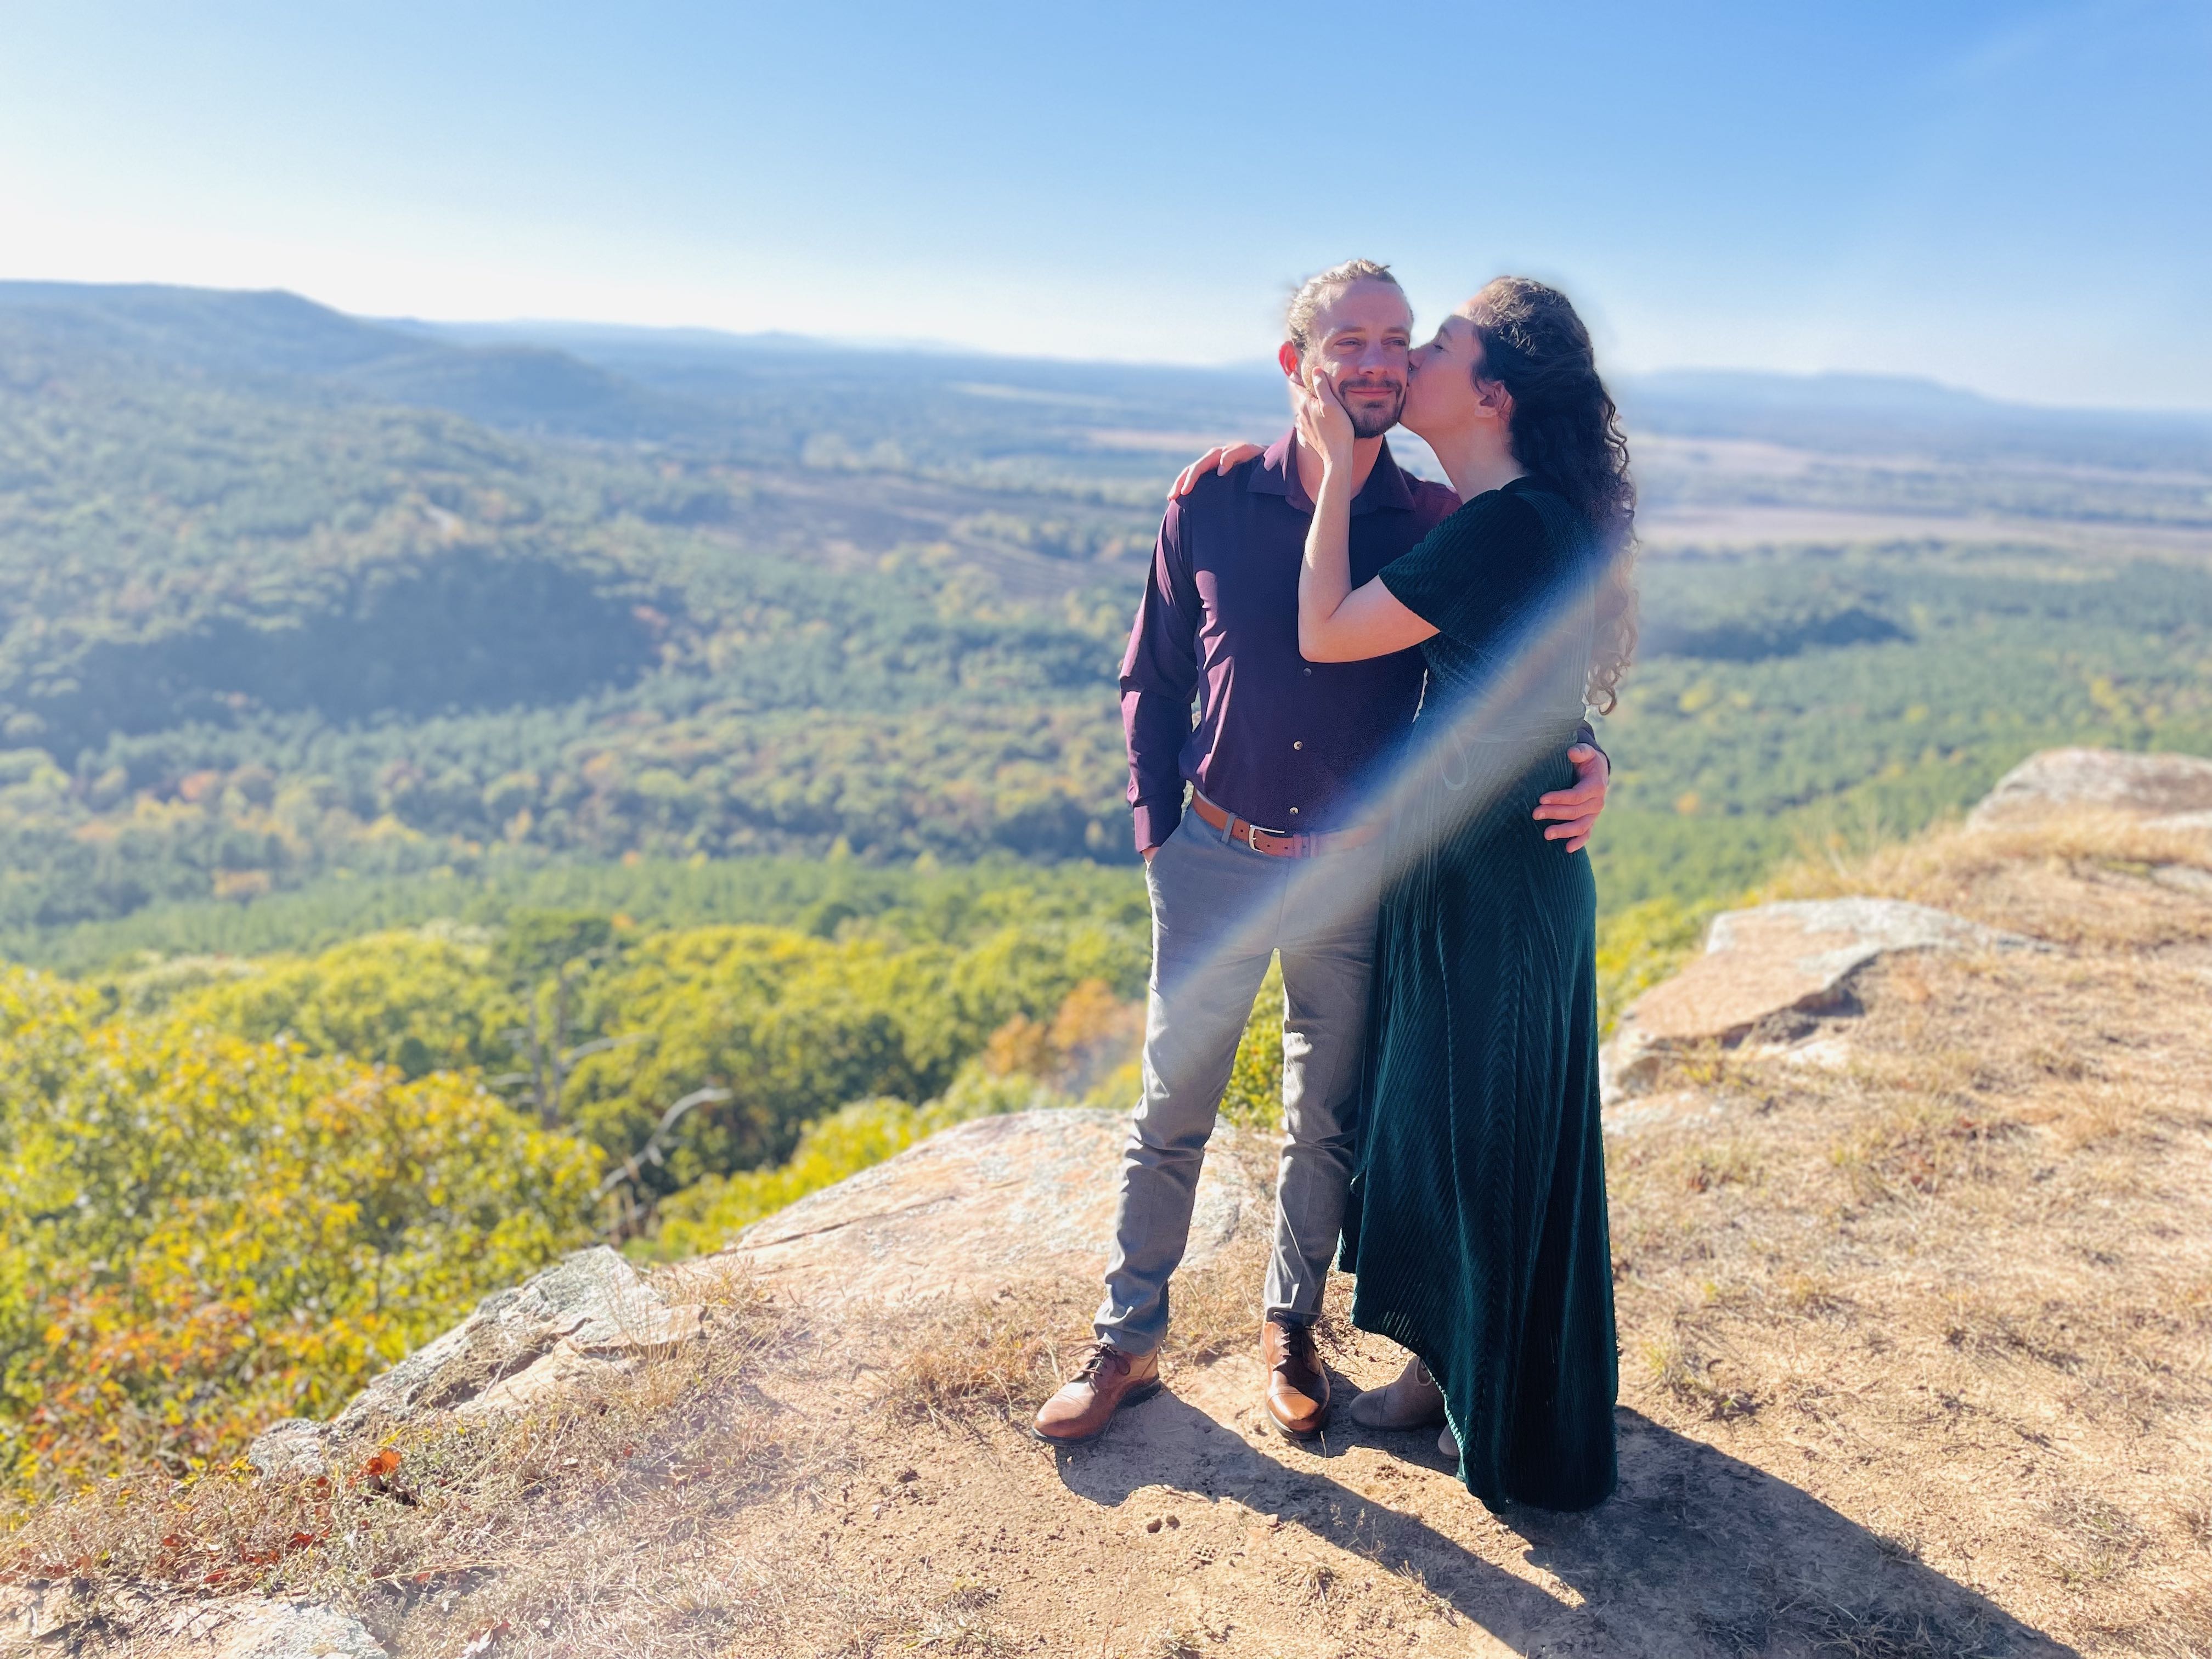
top-left (1094, 812), bottom-right (1385, 1354)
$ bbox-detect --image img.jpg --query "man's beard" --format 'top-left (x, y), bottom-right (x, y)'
top-left (1339, 380), bottom-right (1405, 439)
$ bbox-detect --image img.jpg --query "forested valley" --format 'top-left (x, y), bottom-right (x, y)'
top-left (5, 280), bottom-right (2211, 1498)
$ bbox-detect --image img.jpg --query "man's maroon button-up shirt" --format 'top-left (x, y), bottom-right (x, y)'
top-left (1118, 430), bottom-right (1458, 851)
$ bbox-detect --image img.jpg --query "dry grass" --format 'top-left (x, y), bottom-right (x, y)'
top-left (867, 1130), bottom-right (1280, 1435)
top-left (868, 1238), bottom-right (1275, 1434)
top-left (1771, 1594), bottom-right (2007, 1659)
top-left (3, 1263), bottom-right (818, 1657)
top-left (1, 1126), bottom-right (1298, 1656)
top-left (1765, 807), bottom-right (2212, 951)
top-left (1608, 821), bottom-right (2212, 1653)
top-left (871, 1281), bottom-right (1087, 1428)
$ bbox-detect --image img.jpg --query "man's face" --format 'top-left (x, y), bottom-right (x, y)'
top-left (1291, 280), bottom-right (1412, 439)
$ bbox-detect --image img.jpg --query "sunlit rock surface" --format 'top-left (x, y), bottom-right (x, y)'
top-left (245, 1110), bottom-right (1256, 1466)
top-left (166, 1599), bottom-right (388, 1658)
top-left (1968, 745), bottom-right (2212, 828)
top-left (248, 1246), bottom-right (703, 1474)
top-left (1602, 897), bottom-right (2035, 1101)
top-left (1, 1588), bottom-right (387, 1658)
top-left (335, 1245), bottom-right (699, 1434)
top-left (703, 1108), bottom-right (1258, 1307)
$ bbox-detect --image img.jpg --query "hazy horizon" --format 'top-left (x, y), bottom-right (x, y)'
top-left (2, 3), bottom-right (2205, 413)
top-left (9, 275), bottom-right (2210, 426)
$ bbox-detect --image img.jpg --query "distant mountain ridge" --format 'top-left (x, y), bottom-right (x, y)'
top-left (404, 311), bottom-right (2212, 472)
top-left (5, 280), bottom-right (2208, 473)
top-left (1620, 365), bottom-right (2212, 472)
top-left (0, 282), bottom-right (1279, 466)
top-left (0, 280), bottom-right (716, 443)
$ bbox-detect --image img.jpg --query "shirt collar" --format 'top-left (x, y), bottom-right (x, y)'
top-left (1246, 427), bottom-right (1418, 518)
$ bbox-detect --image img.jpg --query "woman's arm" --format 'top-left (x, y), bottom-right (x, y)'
top-left (1294, 374), bottom-right (1437, 663)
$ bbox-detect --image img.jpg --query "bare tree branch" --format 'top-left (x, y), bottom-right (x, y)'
top-left (592, 1085), bottom-right (735, 1204)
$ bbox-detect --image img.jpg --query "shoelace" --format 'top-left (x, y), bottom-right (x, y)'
top-left (1073, 1342), bottom-right (1126, 1385)
top-left (1272, 1321), bottom-right (1317, 1368)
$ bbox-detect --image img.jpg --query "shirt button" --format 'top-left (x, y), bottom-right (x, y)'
top-left (1292, 741), bottom-right (1303, 751)
top-left (1303, 667), bottom-right (1313, 676)
top-left (1289, 807), bottom-right (1300, 815)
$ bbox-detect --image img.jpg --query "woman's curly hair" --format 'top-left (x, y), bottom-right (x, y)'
top-left (1465, 277), bottom-right (1638, 714)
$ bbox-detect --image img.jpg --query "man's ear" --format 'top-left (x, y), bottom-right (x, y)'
top-left (1277, 341), bottom-right (1303, 380)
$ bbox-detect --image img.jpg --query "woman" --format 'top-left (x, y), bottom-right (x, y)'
top-left (1278, 277), bottom-right (1634, 1510)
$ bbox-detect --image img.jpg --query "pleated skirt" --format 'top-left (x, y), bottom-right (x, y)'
top-left (1338, 753), bottom-right (1618, 1511)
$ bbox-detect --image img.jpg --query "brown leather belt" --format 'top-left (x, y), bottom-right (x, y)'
top-left (1189, 792), bottom-right (1378, 859)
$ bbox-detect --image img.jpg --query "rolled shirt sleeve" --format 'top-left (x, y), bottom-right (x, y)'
top-left (1119, 498), bottom-right (1201, 850)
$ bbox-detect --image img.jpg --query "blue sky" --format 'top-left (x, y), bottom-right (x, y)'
top-left (1, 1), bottom-right (2205, 407)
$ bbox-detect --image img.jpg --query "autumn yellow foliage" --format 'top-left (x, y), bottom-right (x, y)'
top-left (0, 901), bottom-right (1152, 1503)
top-left (644, 975), bottom-right (1148, 1257)
top-left (1218, 959), bottom-right (1286, 1132)
top-left (647, 1096), bottom-right (962, 1258)
top-left (0, 966), bottom-right (599, 1503)
top-left (1594, 894), bottom-right (1711, 1035)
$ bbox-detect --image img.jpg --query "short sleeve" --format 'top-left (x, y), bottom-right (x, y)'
top-left (1376, 487), bottom-right (1560, 647)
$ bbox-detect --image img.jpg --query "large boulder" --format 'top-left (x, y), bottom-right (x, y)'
top-left (704, 1108), bottom-right (1259, 1306)
top-left (152, 1599), bottom-right (388, 1658)
top-left (1604, 899), bottom-right (2035, 1099)
top-left (330, 1244), bottom-right (700, 1434)
top-left (248, 1245), bottom-right (702, 1475)
top-left (246, 1110), bottom-right (1256, 1471)
top-left (1969, 747), bottom-right (2212, 829)
top-left (0, 1589), bottom-right (385, 1658)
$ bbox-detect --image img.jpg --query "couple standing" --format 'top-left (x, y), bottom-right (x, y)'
top-left (1032, 261), bottom-right (1636, 1513)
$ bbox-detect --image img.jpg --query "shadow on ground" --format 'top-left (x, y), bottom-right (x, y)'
top-left (1054, 1387), bottom-right (2072, 1657)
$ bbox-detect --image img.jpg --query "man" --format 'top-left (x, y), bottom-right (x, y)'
top-left (1033, 260), bottom-right (1610, 1444)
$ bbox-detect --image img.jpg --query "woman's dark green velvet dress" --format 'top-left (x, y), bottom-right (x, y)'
top-left (1338, 475), bottom-right (1618, 1513)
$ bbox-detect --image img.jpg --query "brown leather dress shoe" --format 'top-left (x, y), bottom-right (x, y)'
top-left (1032, 1341), bottom-right (1161, 1444)
top-left (1261, 1316), bottom-right (1329, 1438)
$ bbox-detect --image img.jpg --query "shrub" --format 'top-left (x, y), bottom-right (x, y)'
top-left (0, 967), bottom-right (599, 1502)
top-left (170, 924), bottom-right (513, 1077)
top-left (1595, 895), bottom-right (1712, 1034)
top-left (645, 1097), bottom-right (956, 1260)
top-left (641, 977), bottom-right (1146, 1259)
top-left (1218, 959), bottom-right (1285, 1131)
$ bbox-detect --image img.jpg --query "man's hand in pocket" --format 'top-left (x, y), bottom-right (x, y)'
top-left (1532, 745), bottom-right (1610, 854)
